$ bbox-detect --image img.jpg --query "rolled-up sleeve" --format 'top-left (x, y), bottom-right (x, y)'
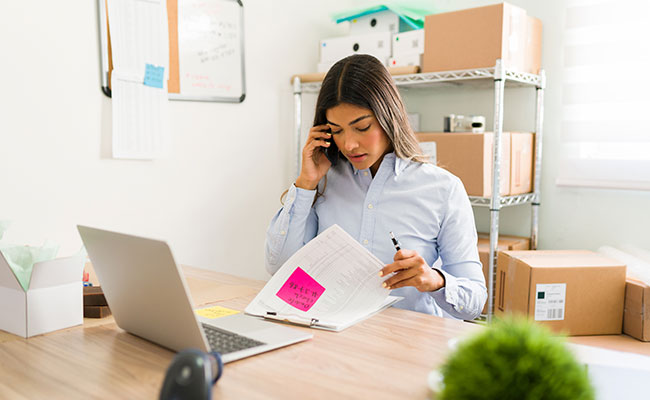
top-left (429, 178), bottom-right (487, 320)
top-left (264, 184), bottom-right (318, 275)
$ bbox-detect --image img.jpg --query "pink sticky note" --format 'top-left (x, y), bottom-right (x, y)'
top-left (276, 267), bottom-right (325, 311)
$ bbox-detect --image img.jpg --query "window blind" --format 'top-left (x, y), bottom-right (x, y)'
top-left (558, 0), bottom-right (650, 190)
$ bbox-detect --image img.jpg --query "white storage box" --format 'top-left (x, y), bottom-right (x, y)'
top-left (388, 53), bottom-right (422, 68)
top-left (0, 252), bottom-right (85, 338)
top-left (348, 10), bottom-right (400, 35)
top-left (392, 29), bottom-right (424, 55)
top-left (320, 32), bottom-right (391, 64)
top-left (317, 61), bottom-right (335, 73)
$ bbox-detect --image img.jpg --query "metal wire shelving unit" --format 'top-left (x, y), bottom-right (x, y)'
top-left (291, 60), bottom-right (546, 322)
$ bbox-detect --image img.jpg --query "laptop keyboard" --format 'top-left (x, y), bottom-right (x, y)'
top-left (202, 323), bottom-right (266, 355)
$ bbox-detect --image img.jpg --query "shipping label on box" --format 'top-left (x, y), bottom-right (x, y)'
top-left (534, 283), bottom-right (566, 321)
top-left (320, 32), bottom-right (392, 64)
top-left (392, 29), bottom-right (424, 55)
top-left (0, 252), bottom-right (84, 338)
top-left (419, 141), bottom-right (436, 164)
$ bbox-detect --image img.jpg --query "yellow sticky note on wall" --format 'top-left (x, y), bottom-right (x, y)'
top-left (195, 305), bottom-right (240, 319)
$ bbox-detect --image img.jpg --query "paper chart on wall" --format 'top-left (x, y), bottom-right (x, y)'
top-left (107, 0), bottom-right (170, 159)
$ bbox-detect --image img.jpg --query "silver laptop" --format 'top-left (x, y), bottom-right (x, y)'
top-left (78, 225), bottom-right (312, 363)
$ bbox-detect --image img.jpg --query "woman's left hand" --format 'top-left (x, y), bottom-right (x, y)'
top-left (379, 249), bottom-right (445, 292)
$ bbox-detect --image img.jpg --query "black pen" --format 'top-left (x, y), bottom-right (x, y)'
top-left (389, 231), bottom-right (401, 252)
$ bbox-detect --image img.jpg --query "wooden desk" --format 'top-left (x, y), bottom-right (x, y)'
top-left (0, 267), bottom-right (482, 399)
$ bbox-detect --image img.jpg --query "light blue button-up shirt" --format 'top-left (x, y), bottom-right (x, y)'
top-left (265, 153), bottom-right (487, 320)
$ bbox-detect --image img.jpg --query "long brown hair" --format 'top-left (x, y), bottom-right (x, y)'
top-left (314, 54), bottom-right (429, 164)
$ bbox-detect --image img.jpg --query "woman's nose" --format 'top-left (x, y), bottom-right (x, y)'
top-left (341, 135), bottom-right (358, 152)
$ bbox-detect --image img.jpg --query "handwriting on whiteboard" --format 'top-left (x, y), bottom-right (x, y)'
top-left (178, 0), bottom-right (243, 97)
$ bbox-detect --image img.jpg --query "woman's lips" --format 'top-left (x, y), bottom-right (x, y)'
top-left (347, 153), bottom-right (368, 163)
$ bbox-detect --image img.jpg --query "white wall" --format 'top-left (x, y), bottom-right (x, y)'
top-left (1, 1), bottom-right (648, 283)
top-left (0, 0), bottom-right (362, 281)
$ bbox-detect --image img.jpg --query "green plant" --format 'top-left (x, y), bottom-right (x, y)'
top-left (436, 317), bottom-right (594, 400)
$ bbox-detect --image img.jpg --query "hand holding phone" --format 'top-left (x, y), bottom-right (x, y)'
top-left (295, 125), bottom-right (337, 190)
top-left (322, 129), bottom-right (340, 166)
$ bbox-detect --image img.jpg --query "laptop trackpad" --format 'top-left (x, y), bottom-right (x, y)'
top-left (201, 312), bottom-right (275, 335)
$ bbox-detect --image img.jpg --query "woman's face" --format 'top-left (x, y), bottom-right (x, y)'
top-left (325, 103), bottom-right (392, 176)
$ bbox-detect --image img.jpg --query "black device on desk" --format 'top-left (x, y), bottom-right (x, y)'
top-left (159, 349), bottom-right (223, 400)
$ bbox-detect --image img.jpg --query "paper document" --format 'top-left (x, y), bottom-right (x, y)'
top-left (245, 225), bottom-right (402, 331)
top-left (107, 0), bottom-right (170, 159)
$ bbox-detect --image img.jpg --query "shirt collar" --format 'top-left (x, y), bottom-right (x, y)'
top-left (349, 152), bottom-right (409, 177)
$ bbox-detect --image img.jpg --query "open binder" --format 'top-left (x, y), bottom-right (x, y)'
top-left (245, 225), bottom-right (402, 332)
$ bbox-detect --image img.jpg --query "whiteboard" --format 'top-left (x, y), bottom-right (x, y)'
top-left (98, 0), bottom-right (246, 103)
top-left (172, 0), bottom-right (245, 102)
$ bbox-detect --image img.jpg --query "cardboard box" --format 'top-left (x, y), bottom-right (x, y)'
top-left (415, 132), bottom-right (533, 196)
top-left (477, 233), bottom-right (530, 314)
top-left (495, 250), bottom-right (626, 336)
top-left (525, 16), bottom-right (543, 75)
top-left (416, 132), bottom-right (510, 196)
top-left (422, 3), bottom-right (542, 73)
top-left (0, 252), bottom-right (84, 337)
top-left (320, 32), bottom-right (391, 64)
top-left (477, 233), bottom-right (530, 283)
top-left (623, 278), bottom-right (650, 341)
top-left (510, 132), bottom-right (534, 195)
top-left (392, 29), bottom-right (424, 55)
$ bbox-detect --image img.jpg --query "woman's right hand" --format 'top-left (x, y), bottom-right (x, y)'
top-left (295, 125), bottom-right (333, 190)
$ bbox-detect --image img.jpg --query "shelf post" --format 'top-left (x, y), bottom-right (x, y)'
top-left (293, 76), bottom-right (303, 180)
top-left (487, 59), bottom-right (506, 323)
top-left (531, 70), bottom-right (546, 250)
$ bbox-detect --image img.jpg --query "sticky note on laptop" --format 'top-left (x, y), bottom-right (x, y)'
top-left (195, 305), bottom-right (240, 319)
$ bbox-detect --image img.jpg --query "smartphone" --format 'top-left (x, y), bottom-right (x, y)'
top-left (321, 128), bottom-right (339, 166)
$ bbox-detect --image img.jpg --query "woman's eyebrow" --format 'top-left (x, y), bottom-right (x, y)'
top-left (349, 115), bottom-right (371, 125)
top-left (326, 115), bottom-right (372, 127)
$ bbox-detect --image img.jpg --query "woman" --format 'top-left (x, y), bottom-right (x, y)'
top-left (265, 54), bottom-right (486, 320)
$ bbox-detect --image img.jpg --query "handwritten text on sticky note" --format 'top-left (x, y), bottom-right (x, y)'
top-left (195, 305), bottom-right (239, 319)
top-left (144, 64), bottom-right (165, 88)
top-left (276, 267), bottom-right (325, 311)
